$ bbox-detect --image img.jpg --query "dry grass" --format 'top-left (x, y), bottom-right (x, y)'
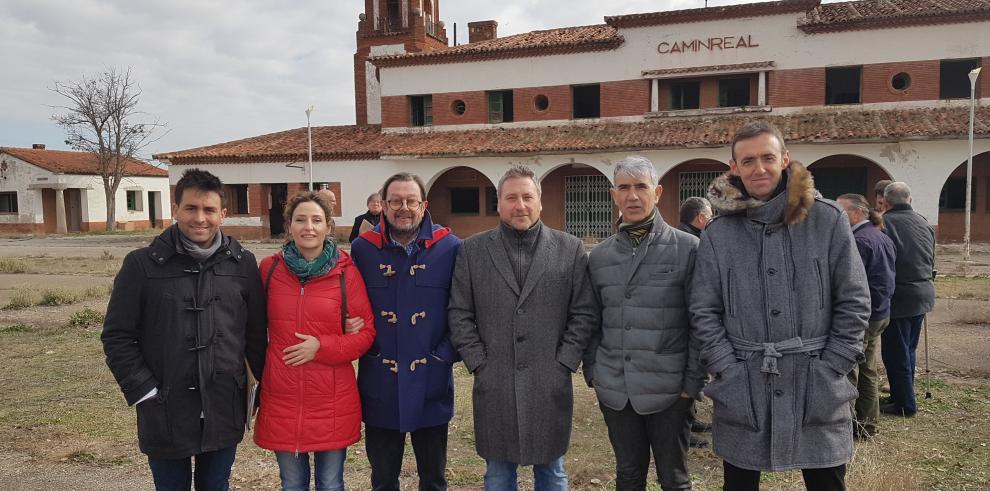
top-left (0, 255), bottom-right (123, 277)
top-left (3, 286), bottom-right (111, 310)
top-left (935, 276), bottom-right (990, 301)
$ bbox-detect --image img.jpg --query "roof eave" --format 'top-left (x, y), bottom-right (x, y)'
top-left (372, 38), bottom-right (624, 68)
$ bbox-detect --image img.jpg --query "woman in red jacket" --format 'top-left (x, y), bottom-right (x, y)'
top-left (254, 191), bottom-right (375, 491)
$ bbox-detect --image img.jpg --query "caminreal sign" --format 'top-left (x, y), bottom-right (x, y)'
top-left (658, 35), bottom-right (759, 54)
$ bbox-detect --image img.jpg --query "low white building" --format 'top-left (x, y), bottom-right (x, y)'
top-left (0, 145), bottom-right (171, 234)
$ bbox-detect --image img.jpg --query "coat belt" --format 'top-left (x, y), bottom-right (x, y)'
top-left (728, 335), bottom-right (828, 376)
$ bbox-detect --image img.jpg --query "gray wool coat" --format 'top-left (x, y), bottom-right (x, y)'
top-left (691, 163), bottom-right (870, 471)
top-left (584, 214), bottom-right (707, 415)
top-left (448, 223), bottom-right (598, 465)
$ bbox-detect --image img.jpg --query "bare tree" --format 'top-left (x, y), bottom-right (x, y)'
top-left (51, 67), bottom-right (166, 231)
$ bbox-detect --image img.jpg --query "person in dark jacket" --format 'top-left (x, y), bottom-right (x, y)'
top-left (691, 121), bottom-right (869, 491)
top-left (677, 196), bottom-right (712, 238)
top-left (880, 182), bottom-right (936, 418)
top-left (584, 156), bottom-right (705, 490)
top-left (254, 191), bottom-right (376, 491)
top-left (449, 164), bottom-right (597, 490)
top-left (873, 180), bottom-right (893, 214)
top-left (348, 192), bottom-right (383, 243)
top-left (350, 173), bottom-right (462, 491)
top-left (102, 169), bottom-right (268, 490)
top-left (837, 194), bottom-right (897, 437)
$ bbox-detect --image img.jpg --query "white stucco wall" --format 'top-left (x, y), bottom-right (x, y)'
top-left (380, 15), bottom-right (990, 96)
top-left (166, 137), bottom-right (990, 229)
top-left (0, 154), bottom-right (49, 224)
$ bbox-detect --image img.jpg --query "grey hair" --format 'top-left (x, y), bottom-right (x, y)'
top-left (497, 164), bottom-right (541, 197)
top-left (884, 182), bottom-right (912, 206)
top-left (613, 156), bottom-right (659, 186)
top-left (679, 197), bottom-right (712, 225)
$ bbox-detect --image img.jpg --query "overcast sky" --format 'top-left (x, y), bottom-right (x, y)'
top-left (0, 0), bottom-right (838, 159)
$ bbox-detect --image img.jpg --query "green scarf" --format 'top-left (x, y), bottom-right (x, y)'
top-left (617, 208), bottom-right (657, 247)
top-left (282, 239), bottom-right (339, 282)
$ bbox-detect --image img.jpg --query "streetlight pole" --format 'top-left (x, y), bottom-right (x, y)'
top-left (305, 105), bottom-right (314, 191)
top-left (964, 68), bottom-right (982, 262)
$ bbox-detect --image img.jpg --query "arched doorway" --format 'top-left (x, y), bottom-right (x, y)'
top-left (540, 163), bottom-right (616, 241)
top-left (658, 159), bottom-right (729, 225)
top-left (936, 151), bottom-right (990, 242)
top-left (806, 155), bottom-right (892, 204)
top-left (426, 166), bottom-right (498, 238)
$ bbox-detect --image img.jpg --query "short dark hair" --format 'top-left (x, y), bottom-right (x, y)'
top-left (380, 172), bottom-right (427, 201)
top-left (679, 197), bottom-right (711, 225)
top-left (731, 120), bottom-right (787, 161)
top-left (175, 168), bottom-right (224, 206)
top-left (874, 179), bottom-right (893, 198)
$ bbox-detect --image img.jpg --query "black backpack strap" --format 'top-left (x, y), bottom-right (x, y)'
top-left (340, 270), bottom-right (347, 334)
top-left (264, 256), bottom-right (280, 295)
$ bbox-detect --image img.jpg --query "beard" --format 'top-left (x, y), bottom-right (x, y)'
top-left (386, 214), bottom-right (423, 238)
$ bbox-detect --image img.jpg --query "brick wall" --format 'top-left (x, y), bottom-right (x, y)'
top-left (540, 165), bottom-right (618, 233)
top-left (769, 68), bottom-right (826, 107)
top-left (601, 80), bottom-right (651, 117)
top-left (433, 90), bottom-right (489, 126)
top-left (515, 85), bottom-right (572, 121)
top-left (862, 60), bottom-right (940, 104)
top-left (381, 96), bottom-right (409, 128)
top-left (425, 166), bottom-right (498, 237)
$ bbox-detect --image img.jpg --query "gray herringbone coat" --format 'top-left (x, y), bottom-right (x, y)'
top-left (691, 163), bottom-right (870, 471)
top-left (448, 224), bottom-right (598, 465)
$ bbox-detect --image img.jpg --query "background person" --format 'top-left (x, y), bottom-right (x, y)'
top-left (873, 180), bottom-right (893, 214)
top-left (348, 192), bottom-right (383, 243)
top-left (253, 191), bottom-right (376, 491)
top-left (677, 196), bottom-right (713, 238)
top-left (880, 182), bottom-right (936, 418)
top-left (837, 193), bottom-right (896, 437)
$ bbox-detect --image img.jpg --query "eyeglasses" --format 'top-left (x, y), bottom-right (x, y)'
top-left (386, 199), bottom-right (423, 211)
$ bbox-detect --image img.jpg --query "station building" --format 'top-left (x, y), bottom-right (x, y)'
top-left (155, 0), bottom-right (990, 242)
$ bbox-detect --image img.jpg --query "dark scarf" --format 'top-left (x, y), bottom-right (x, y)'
top-left (618, 208), bottom-right (658, 247)
top-left (282, 239), bottom-right (339, 282)
top-left (173, 225), bottom-right (224, 263)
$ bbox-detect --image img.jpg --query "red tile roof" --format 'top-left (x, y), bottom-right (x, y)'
top-left (799, 0), bottom-right (990, 33)
top-left (154, 106), bottom-right (989, 163)
top-left (605, 0), bottom-right (821, 28)
top-left (153, 125), bottom-right (389, 163)
top-left (1, 147), bottom-right (167, 177)
top-left (643, 62), bottom-right (776, 78)
top-left (370, 24), bottom-right (623, 68)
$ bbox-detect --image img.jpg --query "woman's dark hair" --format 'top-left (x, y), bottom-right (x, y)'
top-left (174, 168), bottom-right (224, 206)
top-left (838, 193), bottom-right (884, 230)
top-left (283, 191), bottom-right (335, 242)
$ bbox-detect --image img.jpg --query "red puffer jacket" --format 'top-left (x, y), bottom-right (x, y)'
top-left (253, 250), bottom-right (375, 452)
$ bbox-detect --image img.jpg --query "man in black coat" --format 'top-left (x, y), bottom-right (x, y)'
top-left (880, 182), bottom-right (935, 418)
top-left (676, 196), bottom-right (712, 238)
top-left (348, 192), bottom-right (383, 243)
top-left (102, 169), bottom-right (267, 490)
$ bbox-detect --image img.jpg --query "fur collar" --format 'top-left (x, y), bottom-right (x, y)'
top-left (707, 161), bottom-right (816, 226)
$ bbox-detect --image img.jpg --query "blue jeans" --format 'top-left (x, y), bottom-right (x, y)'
top-left (147, 446), bottom-right (237, 491)
top-left (275, 450), bottom-right (347, 491)
top-left (483, 457), bottom-right (567, 491)
top-left (881, 315), bottom-right (924, 415)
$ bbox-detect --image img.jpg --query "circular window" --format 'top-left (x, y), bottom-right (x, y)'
top-left (533, 94), bottom-right (550, 112)
top-left (451, 100), bottom-right (466, 116)
top-left (891, 72), bottom-right (911, 92)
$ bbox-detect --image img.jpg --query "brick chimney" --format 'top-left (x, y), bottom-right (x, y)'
top-left (32, 144), bottom-right (46, 150)
top-left (468, 20), bottom-right (497, 43)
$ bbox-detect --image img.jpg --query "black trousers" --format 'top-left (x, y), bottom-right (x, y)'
top-left (600, 399), bottom-right (692, 491)
top-left (723, 461), bottom-right (846, 491)
top-left (365, 423), bottom-right (448, 491)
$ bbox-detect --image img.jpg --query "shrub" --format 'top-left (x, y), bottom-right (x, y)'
top-left (0, 257), bottom-right (29, 273)
top-left (4, 288), bottom-right (40, 310)
top-left (68, 308), bottom-right (105, 328)
top-left (0, 324), bottom-right (32, 333)
top-left (39, 289), bottom-right (78, 306)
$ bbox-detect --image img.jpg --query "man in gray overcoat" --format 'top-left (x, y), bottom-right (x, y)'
top-left (449, 164), bottom-right (598, 490)
top-left (584, 156), bottom-right (706, 490)
top-left (691, 121), bottom-right (870, 491)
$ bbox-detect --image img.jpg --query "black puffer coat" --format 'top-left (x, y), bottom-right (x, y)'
top-left (102, 226), bottom-right (267, 459)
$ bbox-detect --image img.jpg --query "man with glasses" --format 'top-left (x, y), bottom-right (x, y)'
top-left (350, 172), bottom-right (462, 491)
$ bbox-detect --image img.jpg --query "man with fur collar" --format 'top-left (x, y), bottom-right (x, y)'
top-left (690, 121), bottom-right (870, 491)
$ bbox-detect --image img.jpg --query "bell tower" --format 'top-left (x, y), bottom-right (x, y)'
top-left (355, 0), bottom-right (448, 126)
